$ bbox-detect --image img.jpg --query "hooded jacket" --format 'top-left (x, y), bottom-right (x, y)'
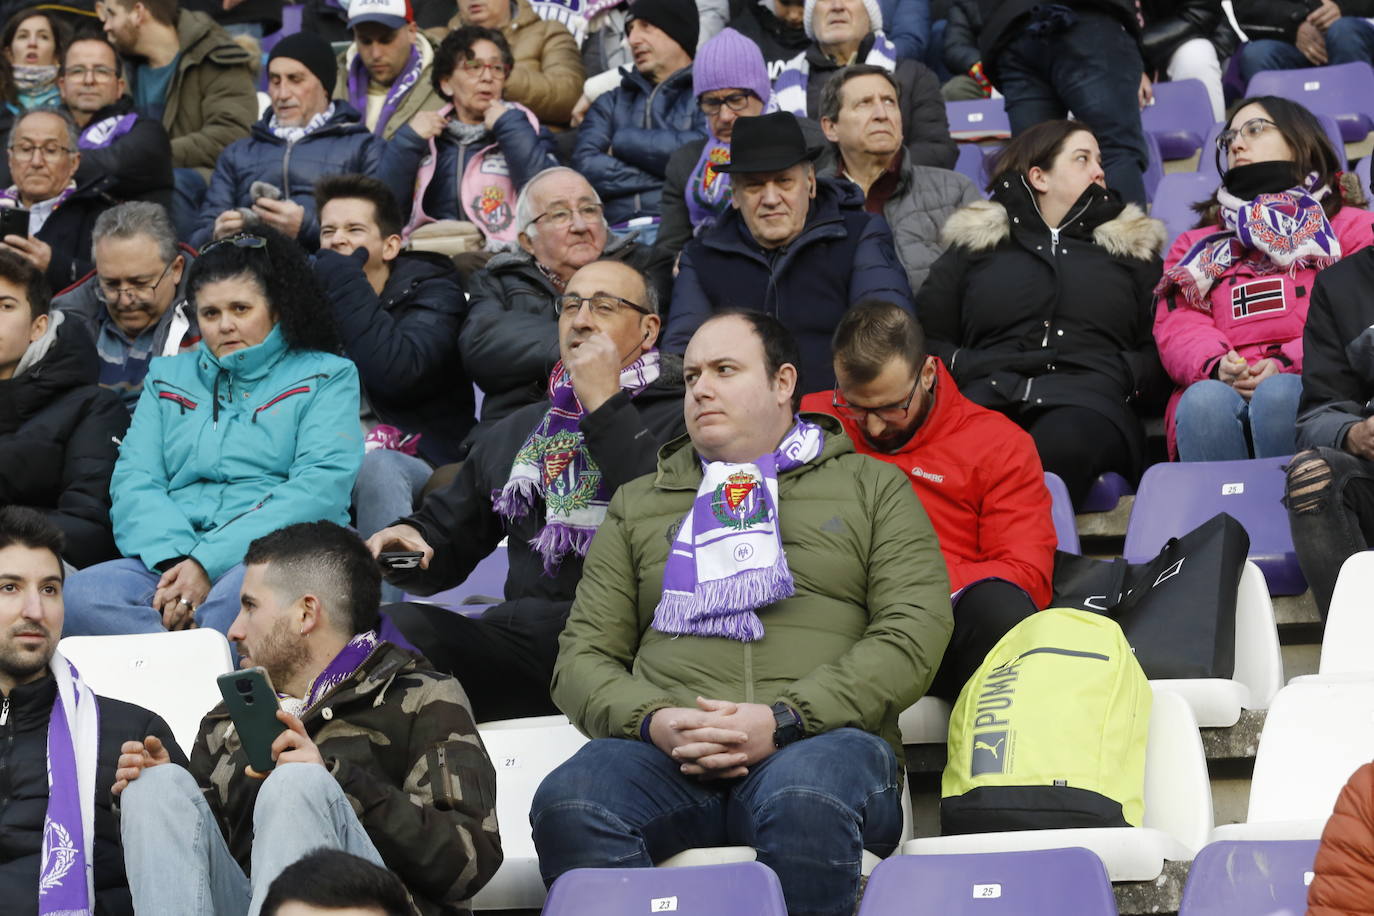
top-left (313, 247), bottom-right (476, 466)
top-left (1308, 760), bottom-right (1374, 916)
top-left (1294, 247), bottom-right (1374, 451)
top-left (143, 10), bottom-right (258, 176)
top-left (389, 355), bottom-right (688, 639)
top-left (459, 232), bottom-right (667, 437)
top-left (1154, 205), bottom-right (1374, 458)
top-left (191, 641), bottom-right (501, 915)
top-left (333, 33), bottom-right (446, 141)
top-left (191, 101), bottom-right (384, 250)
top-left (0, 314), bottom-right (129, 568)
top-left (666, 176), bottom-right (915, 392)
top-left (917, 178), bottom-right (1167, 472)
top-left (550, 413), bottom-right (954, 767)
top-left (52, 244), bottom-right (200, 412)
top-left (801, 359), bottom-right (1054, 607)
top-left (111, 325), bottom-right (362, 581)
top-left (0, 673), bottom-right (183, 916)
top-left (771, 35), bottom-right (957, 170)
top-left (571, 64), bottom-right (708, 226)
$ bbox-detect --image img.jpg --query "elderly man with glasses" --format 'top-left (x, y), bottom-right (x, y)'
top-left (53, 201), bottom-right (197, 412)
top-left (459, 165), bottom-right (671, 445)
top-left (800, 300), bottom-right (1056, 701)
top-left (0, 107), bottom-right (116, 293)
top-left (369, 258), bottom-right (687, 722)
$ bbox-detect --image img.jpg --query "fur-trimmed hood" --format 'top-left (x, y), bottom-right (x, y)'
top-left (940, 196), bottom-right (1167, 261)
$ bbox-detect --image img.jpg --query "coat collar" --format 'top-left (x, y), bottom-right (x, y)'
top-left (653, 412), bottom-right (853, 491)
top-left (196, 322), bottom-right (290, 382)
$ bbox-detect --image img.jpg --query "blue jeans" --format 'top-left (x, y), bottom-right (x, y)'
top-left (531, 728), bottom-right (902, 916)
top-left (62, 558), bottom-right (245, 636)
top-left (120, 762), bottom-right (385, 916)
top-left (996, 9), bottom-right (1149, 206)
top-left (1174, 374), bottom-right (1302, 461)
top-left (1239, 19), bottom-right (1374, 82)
top-left (353, 448), bottom-right (432, 602)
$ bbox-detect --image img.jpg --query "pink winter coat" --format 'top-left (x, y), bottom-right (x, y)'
top-left (1153, 205), bottom-right (1374, 458)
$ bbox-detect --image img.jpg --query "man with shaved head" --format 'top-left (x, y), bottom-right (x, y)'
top-left (371, 258), bottom-right (686, 722)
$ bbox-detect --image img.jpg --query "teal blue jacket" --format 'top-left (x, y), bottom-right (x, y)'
top-left (111, 325), bottom-right (362, 580)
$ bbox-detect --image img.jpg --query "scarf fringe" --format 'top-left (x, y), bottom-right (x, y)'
top-left (492, 478), bottom-right (537, 520)
top-left (651, 557), bottom-right (795, 642)
top-left (530, 524), bottom-right (597, 575)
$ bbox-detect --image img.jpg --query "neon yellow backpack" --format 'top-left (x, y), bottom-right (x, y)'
top-left (941, 608), bottom-right (1152, 834)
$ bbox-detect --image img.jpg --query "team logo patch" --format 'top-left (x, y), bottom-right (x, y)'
top-left (702, 146), bottom-right (729, 192)
top-left (472, 185), bottom-right (513, 234)
top-left (712, 471), bottom-right (769, 529)
top-left (971, 730), bottom-right (1008, 776)
top-left (1232, 277), bottom-right (1286, 320)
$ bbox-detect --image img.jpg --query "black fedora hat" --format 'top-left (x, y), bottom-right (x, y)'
top-left (716, 112), bottom-right (814, 174)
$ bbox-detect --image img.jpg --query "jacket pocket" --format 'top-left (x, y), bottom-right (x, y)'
top-left (252, 373), bottom-right (329, 423)
top-left (429, 738), bottom-right (495, 813)
top-left (154, 380), bottom-right (200, 413)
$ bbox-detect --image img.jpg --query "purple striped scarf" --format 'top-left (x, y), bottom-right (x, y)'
top-left (652, 419), bottom-right (824, 642)
top-left (40, 653), bottom-right (99, 916)
top-left (304, 630), bottom-right (380, 708)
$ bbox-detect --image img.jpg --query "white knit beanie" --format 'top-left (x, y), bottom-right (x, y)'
top-left (803, 0), bottom-right (883, 40)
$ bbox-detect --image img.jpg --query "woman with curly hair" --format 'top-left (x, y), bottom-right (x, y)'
top-left (1153, 96), bottom-right (1374, 461)
top-left (64, 226), bottom-right (363, 636)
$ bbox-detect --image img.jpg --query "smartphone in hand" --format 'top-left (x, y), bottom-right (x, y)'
top-left (378, 550), bottom-right (424, 570)
top-left (217, 667), bottom-right (284, 774)
top-left (0, 208), bottom-right (30, 240)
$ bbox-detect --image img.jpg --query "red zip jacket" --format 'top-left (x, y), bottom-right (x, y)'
top-left (801, 358), bottom-right (1055, 607)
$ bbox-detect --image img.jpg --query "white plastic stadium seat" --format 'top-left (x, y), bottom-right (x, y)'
top-left (472, 715), bottom-right (589, 911)
top-left (902, 689), bottom-right (1213, 882)
top-left (1211, 678), bottom-right (1374, 842)
top-left (1149, 561), bottom-right (1284, 727)
top-left (899, 695), bottom-right (953, 745)
top-left (1316, 551), bottom-right (1374, 677)
top-left (57, 629), bottom-right (234, 755)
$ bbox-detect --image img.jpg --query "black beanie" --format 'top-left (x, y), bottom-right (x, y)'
top-left (629, 0), bottom-right (698, 59)
top-left (268, 32), bottom-right (339, 97)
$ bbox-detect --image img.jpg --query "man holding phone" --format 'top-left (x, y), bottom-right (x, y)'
top-left (113, 521), bottom-right (502, 916)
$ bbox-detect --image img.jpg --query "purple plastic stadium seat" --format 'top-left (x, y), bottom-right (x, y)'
top-left (1045, 472), bottom-right (1080, 555)
top-left (1153, 172), bottom-right (1217, 247)
top-left (1246, 61), bottom-right (1374, 144)
top-left (1178, 839), bottom-right (1318, 915)
top-left (1143, 79), bottom-right (1213, 161)
top-left (954, 143), bottom-right (985, 186)
top-left (1122, 457), bottom-right (1306, 595)
top-left (857, 847), bottom-right (1116, 915)
top-left (947, 98), bottom-right (1011, 140)
top-left (402, 544), bottom-right (509, 616)
top-left (1144, 131), bottom-right (1165, 204)
top-left (542, 862), bottom-right (788, 916)
top-left (1080, 472), bottom-right (1134, 514)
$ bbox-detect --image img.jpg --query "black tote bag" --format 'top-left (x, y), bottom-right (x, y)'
top-left (1051, 512), bottom-right (1251, 679)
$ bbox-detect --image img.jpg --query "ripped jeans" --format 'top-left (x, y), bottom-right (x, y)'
top-left (1286, 446), bottom-right (1374, 618)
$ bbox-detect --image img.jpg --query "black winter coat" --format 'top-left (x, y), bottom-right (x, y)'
top-left (389, 355), bottom-right (688, 637)
top-left (458, 233), bottom-right (669, 443)
top-left (0, 100), bottom-right (173, 210)
top-left (0, 316), bottom-right (128, 568)
top-left (916, 179), bottom-right (1167, 472)
top-left (1296, 248), bottom-right (1374, 450)
top-left (1140, 0), bottom-right (1233, 70)
top-left (727, 0), bottom-right (813, 81)
top-left (786, 38), bottom-right (957, 170)
top-left (314, 248), bottom-right (475, 467)
top-left (35, 180), bottom-right (113, 295)
top-left (944, 0), bottom-right (984, 76)
top-left (0, 674), bottom-right (183, 916)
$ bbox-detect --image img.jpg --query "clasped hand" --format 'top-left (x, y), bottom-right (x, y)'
top-left (648, 697), bottom-right (779, 780)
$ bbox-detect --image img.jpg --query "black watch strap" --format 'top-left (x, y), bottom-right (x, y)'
top-left (771, 702), bottom-right (804, 749)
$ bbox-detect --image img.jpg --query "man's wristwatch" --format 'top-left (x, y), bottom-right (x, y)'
top-left (771, 702), bottom-right (805, 749)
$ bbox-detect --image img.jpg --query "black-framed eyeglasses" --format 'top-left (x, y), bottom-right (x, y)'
top-left (699, 91), bottom-right (755, 115)
top-left (1216, 117), bottom-right (1279, 153)
top-left (555, 293), bottom-right (651, 318)
top-left (831, 375), bottom-right (921, 422)
top-left (529, 203), bottom-right (604, 231)
top-left (7, 142), bottom-right (74, 160)
top-left (200, 233), bottom-right (268, 255)
top-left (96, 257), bottom-right (176, 303)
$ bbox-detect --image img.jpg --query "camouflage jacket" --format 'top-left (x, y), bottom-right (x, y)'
top-left (188, 641), bottom-right (502, 914)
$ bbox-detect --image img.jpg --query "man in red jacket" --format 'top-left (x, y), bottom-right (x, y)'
top-left (801, 299), bottom-right (1056, 698)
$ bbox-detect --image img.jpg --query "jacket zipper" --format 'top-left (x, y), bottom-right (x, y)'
top-left (158, 391), bottom-right (199, 413)
top-left (281, 137), bottom-right (297, 198)
top-left (1032, 195), bottom-right (1091, 348)
top-left (0, 697), bottom-right (11, 809)
top-left (216, 492), bottom-right (274, 532)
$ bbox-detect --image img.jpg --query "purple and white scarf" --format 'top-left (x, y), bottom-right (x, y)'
top-left (349, 43), bottom-right (424, 137)
top-left (40, 653), bottom-right (99, 916)
top-left (0, 182), bottom-right (75, 210)
top-left (303, 630), bottom-right (380, 709)
top-left (269, 103), bottom-right (335, 144)
top-left (1155, 171), bottom-right (1340, 311)
top-left (78, 113), bottom-right (138, 151)
top-left (685, 138), bottom-right (733, 235)
top-left (494, 351), bottom-right (661, 574)
top-left (768, 31), bottom-right (897, 118)
top-left (652, 419), bottom-right (824, 642)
